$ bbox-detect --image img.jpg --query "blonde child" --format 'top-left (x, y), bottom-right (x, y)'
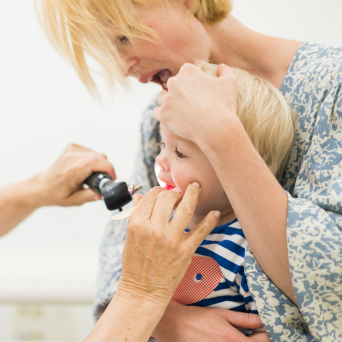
top-left (154, 62), bottom-right (294, 339)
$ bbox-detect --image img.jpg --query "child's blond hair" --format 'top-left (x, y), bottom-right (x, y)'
top-left (35, 0), bottom-right (233, 96)
top-left (196, 61), bottom-right (294, 180)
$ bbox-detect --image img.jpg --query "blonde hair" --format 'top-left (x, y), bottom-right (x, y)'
top-left (35, 0), bottom-right (233, 96)
top-left (196, 61), bottom-right (294, 180)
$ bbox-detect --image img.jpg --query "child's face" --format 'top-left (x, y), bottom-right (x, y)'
top-left (155, 124), bottom-right (231, 215)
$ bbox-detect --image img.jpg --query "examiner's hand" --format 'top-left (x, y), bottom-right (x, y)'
top-left (86, 183), bottom-right (221, 341)
top-left (153, 63), bottom-right (239, 145)
top-left (118, 183), bottom-right (220, 305)
top-left (35, 143), bottom-right (115, 207)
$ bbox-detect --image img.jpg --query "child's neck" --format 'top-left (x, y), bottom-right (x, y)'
top-left (187, 208), bottom-right (236, 230)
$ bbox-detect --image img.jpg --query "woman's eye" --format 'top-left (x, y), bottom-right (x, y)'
top-left (176, 149), bottom-right (186, 158)
top-left (118, 36), bottom-right (129, 45)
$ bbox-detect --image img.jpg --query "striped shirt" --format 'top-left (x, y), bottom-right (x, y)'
top-left (172, 219), bottom-right (258, 314)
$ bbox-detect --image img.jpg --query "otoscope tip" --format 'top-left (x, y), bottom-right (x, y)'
top-left (128, 184), bottom-right (143, 195)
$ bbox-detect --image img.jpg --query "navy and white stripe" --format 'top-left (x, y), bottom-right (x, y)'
top-left (188, 219), bottom-right (258, 314)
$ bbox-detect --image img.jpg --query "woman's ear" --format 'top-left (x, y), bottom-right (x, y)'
top-left (183, 0), bottom-right (196, 10)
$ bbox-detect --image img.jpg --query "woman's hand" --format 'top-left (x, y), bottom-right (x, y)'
top-left (118, 183), bottom-right (220, 305)
top-left (87, 184), bottom-right (220, 341)
top-left (152, 63), bottom-right (238, 145)
top-left (0, 143), bottom-right (115, 237)
top-left (153, 300), bottom-right (265, 342)
top-left (35, 143), bottom-right (116, 207)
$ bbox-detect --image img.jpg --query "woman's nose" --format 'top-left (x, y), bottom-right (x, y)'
top-left (124, 57), bottom-right (140, 78)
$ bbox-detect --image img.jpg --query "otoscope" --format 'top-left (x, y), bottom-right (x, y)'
top-left (84, 172), bottom-right (142, 211)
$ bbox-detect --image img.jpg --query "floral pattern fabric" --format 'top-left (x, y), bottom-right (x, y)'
top-left (95, 42), bottom-right (342, 341)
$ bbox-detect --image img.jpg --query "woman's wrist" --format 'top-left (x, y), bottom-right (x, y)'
top-left (9, 173), bottom-right (47, 211)
top-left (22, 173), bottom-right (48, 209)
top-left (86, 288), bottom-right (169, 342)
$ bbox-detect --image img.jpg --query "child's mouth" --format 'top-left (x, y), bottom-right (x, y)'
top-left (165, 184), bottom-right (175, 190)
top-left (163, 183), bottom-right (181, 193)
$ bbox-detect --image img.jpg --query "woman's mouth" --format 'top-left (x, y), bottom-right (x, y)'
top-left (144, 69), bottom-right (172, 90)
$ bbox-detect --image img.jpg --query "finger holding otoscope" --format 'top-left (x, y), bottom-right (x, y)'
top-left (83, 172), bottom-right (142, 220)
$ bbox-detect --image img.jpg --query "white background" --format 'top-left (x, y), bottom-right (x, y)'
top-left (0, 0), bottom-right (342, 336)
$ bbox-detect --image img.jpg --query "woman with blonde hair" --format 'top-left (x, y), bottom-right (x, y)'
top-left (37, 0), bottom-right (342, 340)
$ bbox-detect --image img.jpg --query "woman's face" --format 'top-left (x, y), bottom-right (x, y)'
top-left (116, 0), bottom-right (212, 88)
top-left (155, 124), bottom-right (231, 215)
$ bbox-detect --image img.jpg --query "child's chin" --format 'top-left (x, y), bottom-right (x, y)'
top-left (170, 186), bottom-right (182, 193)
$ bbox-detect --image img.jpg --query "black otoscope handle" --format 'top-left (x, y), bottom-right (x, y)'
top-left (84, 172), bottom-right (113, 194)
top-left (83, 172), bottom-right (133, 211)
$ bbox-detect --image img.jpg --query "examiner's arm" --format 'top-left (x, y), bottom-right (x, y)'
top-left (0, 143), bottom-right (115, 237)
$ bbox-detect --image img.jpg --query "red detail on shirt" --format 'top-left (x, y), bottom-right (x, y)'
top-left (172, 256), bottom-right (223, 305)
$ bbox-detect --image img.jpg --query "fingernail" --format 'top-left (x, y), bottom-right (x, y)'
top-left (192, 182), bottom-right (200, 188)
top-left (214, 211), bottom-right (221, 218)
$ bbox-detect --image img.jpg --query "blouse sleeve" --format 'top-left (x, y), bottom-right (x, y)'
top-left (286, 194), bottom-right (342, 341)
top-left (285, 67), bottom-right (342, 339)
top-left (245, 60), bottom-right (342, 341)
top-left (94, 99), bottom-right (160, 320)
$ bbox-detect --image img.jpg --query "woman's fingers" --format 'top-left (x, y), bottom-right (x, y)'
top-left (217, 63), bottom-right (235, 78)
top-left (151, 191), bottom-right (183, 225)
top-left (132, 194), bottom-right (143, 206)
top-left (219, 310), bottom-right (263, 329)
top-left (157, 90), bottom-right (168, 106)
top-left (185, 210), bottom-right (220, 252)
top-left (152, 105), bottom-right (161, 121)
top-left (152, 89), bottom-right (168, 121)
top-left (171, 183), bottom-right (201, 231)
top-left (130, 187), bottom-right (164, 222)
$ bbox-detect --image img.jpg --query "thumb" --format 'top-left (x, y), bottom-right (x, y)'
top-left (133, 194), bottom-right (143, 206)
top-left (186, 210), bottom-right (220, 252)
top-left (220, 310), bottom-right (263, 329)
top-left (66, 189), bottom-right (101, 206)
top-left (217, 63), bottom-right (235, 78)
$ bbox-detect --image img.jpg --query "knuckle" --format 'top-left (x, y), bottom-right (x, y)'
top-left (65, 143), bottom-right (77, 151)
top-left (86, 154), bottom-right (100, 166)
top-left (166, 76), bottom-right (175, 88)
top-left (158, 190), bottom-right (177, 201)
top-left (227, 74), bottom-right (237, 84)
top-left (148, 186), bottom-right (164, 197)
top-left (179, 203), bottom-right (193, 218)
top-left (180, 63), bottom-right (193, 73)
top-left (61, 168), bottom-right (72, 182)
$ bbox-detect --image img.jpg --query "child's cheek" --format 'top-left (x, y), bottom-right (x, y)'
top-left (172, 168), bottom-right (194, 194)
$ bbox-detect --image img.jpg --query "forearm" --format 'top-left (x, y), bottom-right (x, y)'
top-left (199, 120), bottom-right (296, 304)
top-left (86, 289), bottom-right (168, 342)
top-left (0, 174), bottom-right (43, 237)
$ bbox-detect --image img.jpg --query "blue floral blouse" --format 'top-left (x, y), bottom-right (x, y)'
top-left (95, 42), bottom-right (342, 341)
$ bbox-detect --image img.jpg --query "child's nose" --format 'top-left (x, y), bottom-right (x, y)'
top-left (156, 151), bottom-right (170, 171)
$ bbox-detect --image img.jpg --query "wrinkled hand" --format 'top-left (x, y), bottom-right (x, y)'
top-left (152, 63), bottom-right (239, 145)
top-left (117, 184), bottom-right (220, 306)
top-left (35, 143), bottom-right (115, 207)
top-left (153, 300), bottom-right (264, 342)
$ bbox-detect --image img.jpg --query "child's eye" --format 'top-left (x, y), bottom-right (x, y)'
top-left (156, 142), bottom-right (165, 149)
top-left (175, 148), bottom-right (187, 158)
